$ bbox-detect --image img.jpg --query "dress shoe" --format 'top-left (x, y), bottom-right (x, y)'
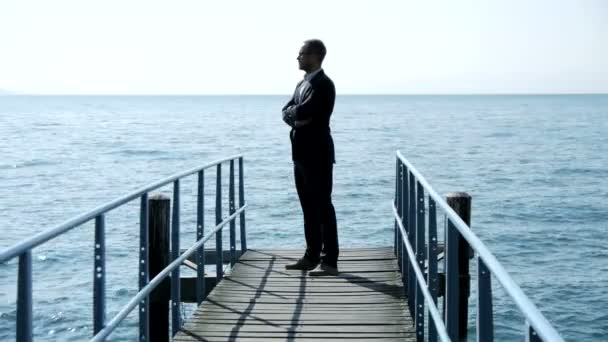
top-left (308, 263), bottom-right (339, 276)
top-left (285, 258), bottom-right (319, 271)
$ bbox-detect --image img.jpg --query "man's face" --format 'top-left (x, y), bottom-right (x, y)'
top-left (297, 44), bottom-right (316, 71)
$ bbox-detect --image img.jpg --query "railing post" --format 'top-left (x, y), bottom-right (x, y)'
top-left (238, 157), bottom-right (247, 252)
top-left (17, 250), bottom-right (32, 342)
top-left (229, 159), bottom-right (237, 267)
top-left (171, 180), bottom-right (181, 336)
top-left (139, 193), bottom-right (150, 342)
top-left (445, 218), bottom-right (459, 340)
top-left (446, 192), bottom-right (472, 341)
top-left (148, 194), bottom-right (170, 342)
top-left (477, 258), bottom-right (493, 341)
top-left (93, 214), bottom-right (106, 335)
top-left (216, 164), bottom-right (223, 280)
top-left (196, 170), bottom-right (206, 305)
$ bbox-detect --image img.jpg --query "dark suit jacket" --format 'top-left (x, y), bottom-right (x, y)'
top-left (282, 70), bottom-right (336, 165)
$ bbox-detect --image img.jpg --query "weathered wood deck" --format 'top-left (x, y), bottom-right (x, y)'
top-left (174, 247), bottom-right (416, 341)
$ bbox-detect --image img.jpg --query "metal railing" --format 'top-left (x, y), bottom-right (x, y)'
top-left (0, 155), bottom-right (248, 342)
top-left (392, 151), bottom-right (563, 342)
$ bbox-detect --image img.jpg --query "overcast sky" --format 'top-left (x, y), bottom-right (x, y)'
top-left (1, 0), bottom-right (607, 94)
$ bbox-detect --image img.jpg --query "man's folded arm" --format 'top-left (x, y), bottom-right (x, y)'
top-left (282, 95), bottom-right (297, 127)
top-left (291, 83), bottom-right (334, 122)
top-left (282, 97), bottom-right (295, 112)
top-left (291, 88), bottom-right (320, 121)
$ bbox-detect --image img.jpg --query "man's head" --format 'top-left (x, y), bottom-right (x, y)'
top-left (297, 39), bottom-right (326, 72)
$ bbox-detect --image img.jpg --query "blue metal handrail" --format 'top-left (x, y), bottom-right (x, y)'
top-left (90, 206), bottom-right (247, 342)
top-left (393, 151), bottom-right (563, 342)
top-left (0, 154), bottom-right (248, 342)
top-left (393, 208), bottom-right (450, 342)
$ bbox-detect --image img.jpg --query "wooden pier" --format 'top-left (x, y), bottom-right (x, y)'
top-left (174, 247), bottom-right (416, 341)
top-left (2, 154), bottom-right (565, 341)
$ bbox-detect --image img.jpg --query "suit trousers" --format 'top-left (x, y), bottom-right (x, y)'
top-left (294, 160), bottom-right (339, 267)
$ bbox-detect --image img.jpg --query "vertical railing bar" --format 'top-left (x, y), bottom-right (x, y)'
top-left (442, 214), bottom-right (448, 318)
top-left (428, 197), bottom-right (438, 342)
top-left (400, 164), bottom-right (407, 294)
top-left (238, 157), bottom-right (247, 252)
top-left (477, 257), bottom-right (494, 341)
top-left (196, 170), bottom-right (205, 305)
top-left (526, 321), bottom-right (542, 342)
top-left (229, 159), bottom-right (236, 267)
top-left (216, 163), bottom-right (223, 281)
top-left (16, 250), bottom-right (32, 342)
top-left (445, 219), bottom-right (460, 340)
top-left (408, 172), bottom-right (416, 316)
top-left (397, 163), bottom-right (403, 271)
top-left (402, 165), bottom-right (409, 294)
top-left (171, 180), bottom-right (181, 336)
top-left (94, 214), bottom-right (106, 335)
top-left (415, 181), bottom-right (426, 341)
top-left (394, 157), bottom-right (399, 257)
top-left (139, 193), bottom-right (149, 342)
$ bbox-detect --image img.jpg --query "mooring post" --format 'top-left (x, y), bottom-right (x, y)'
top-left (148, 194), bottom-right (171, 342)
top-left (446, 192), bottom-right (472, 341)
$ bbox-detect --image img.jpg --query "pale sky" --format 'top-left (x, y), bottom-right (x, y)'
top-left (1, 0), bottom-right (607, 94)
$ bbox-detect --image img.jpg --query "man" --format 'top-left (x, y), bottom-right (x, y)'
top-left (282, 39), bottom-right (339, 276)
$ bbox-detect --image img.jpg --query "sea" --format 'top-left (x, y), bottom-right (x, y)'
top-left (0, 95), bottom-right (606, 341)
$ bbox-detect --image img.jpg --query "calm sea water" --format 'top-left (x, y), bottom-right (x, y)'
top-left (0, 95), bottom-right (606, 341)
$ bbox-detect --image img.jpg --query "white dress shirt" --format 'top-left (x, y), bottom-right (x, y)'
top-left (297, 68), bottom-right (323, 103)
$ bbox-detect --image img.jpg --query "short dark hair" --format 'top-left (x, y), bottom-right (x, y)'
top-left (303, 39), bottom-right (327, 62)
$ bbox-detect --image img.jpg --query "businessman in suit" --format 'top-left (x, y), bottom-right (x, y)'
top-left (282, 39), bottom-right (339, 276)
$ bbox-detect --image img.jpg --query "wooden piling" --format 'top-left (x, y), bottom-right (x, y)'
top-left (148, 194), bottom-right (171, 342)
top-left (446, 192), bottom-right (472, 341)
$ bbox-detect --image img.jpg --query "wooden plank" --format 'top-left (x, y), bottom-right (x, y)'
top-left (238, 248), bottom-right (395, 260)
top-left (176, 333), bottom-right (414, 341)
top-left (235, 265), bottom-right (398, 271)
top-left (204, 297), bottom-right (405, 305)
top-left (217, 280), bottom-right (402, 288)
top-left (176, 338), bottom-right (412, 342)
top-left (207, 288), bottom-right (403, 295)
top-left (193, 316), bottom-right (412, 324)
top-left (221, 277), bottom-right (401, 285)
top-left (195, 310), bottom-right (410, 317)
top-left (225, 271), bottom-right (402, 278)
top-left (201, 302), bottom-right (408, 311)
top-left (243, 247), bottom-right (393, 254)
top-left (198, 305), bottom-right (408, 313)
top-left (208, 288), bottom-right (405, 297)
top-left (180, 324), bottom-right (411, 333)
top-left (174, 336), bottom-right (416, 342)
top-left (212, 288), bottom-right (405, 294)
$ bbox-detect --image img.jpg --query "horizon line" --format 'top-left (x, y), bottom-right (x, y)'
top-left (2, 92), bottom-right (607, 96)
